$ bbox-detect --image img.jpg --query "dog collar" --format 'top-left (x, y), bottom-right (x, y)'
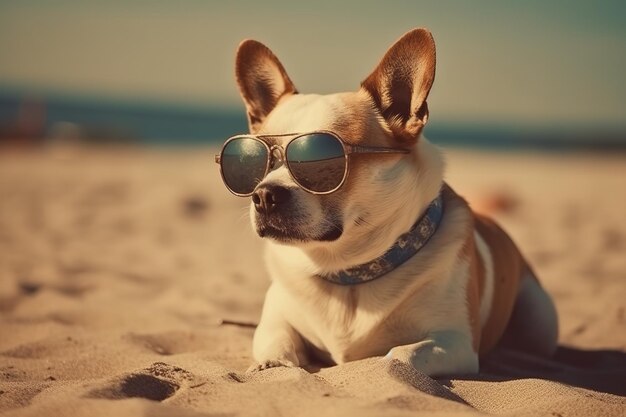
top-left (317, 193), bottom-right (443, 285)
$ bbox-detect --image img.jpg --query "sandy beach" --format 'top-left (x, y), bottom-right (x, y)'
top-left (0, 144), bottom-right (624, 416)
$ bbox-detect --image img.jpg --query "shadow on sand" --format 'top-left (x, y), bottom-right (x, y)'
top-left (443, 345), bottom-right (626, 397)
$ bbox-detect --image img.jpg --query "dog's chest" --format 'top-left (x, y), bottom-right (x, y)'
top-left (273, 255), bottom-right (476, 365)
top-left (284, 288), bottom-right (392, 363)
top-left (277, 279), bottom-right (435, 364)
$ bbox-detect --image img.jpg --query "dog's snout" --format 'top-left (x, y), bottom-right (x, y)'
top-left (252, 185), bottom-right (291, 215)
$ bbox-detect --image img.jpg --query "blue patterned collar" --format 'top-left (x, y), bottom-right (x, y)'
top-left (317, 193), bottom-right (444, 285)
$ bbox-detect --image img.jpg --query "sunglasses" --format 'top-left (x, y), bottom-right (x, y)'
top-left (214, 131), bottom-right (409, 196)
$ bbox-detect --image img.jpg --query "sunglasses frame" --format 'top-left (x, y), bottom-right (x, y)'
top-left (214, 130), bottom-right (410, 196)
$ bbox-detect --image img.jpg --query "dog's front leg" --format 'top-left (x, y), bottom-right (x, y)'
top-left (386, 330), bottom-right (478, 377)
top-left (249, 284), bottom-right (307, 372)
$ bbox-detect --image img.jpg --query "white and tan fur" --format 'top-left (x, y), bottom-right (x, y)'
top-left (234, 28), bottom-right (558, 376)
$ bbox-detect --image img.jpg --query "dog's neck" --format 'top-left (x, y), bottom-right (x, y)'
top-left (316, 193), bottom-right (443, 284)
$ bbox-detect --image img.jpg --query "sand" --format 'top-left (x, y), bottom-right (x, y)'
top-left (0, 144), bottom-right (624, 417)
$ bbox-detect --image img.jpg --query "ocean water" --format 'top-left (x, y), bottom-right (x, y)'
top-left (1, 91), bottom-right (624, 152)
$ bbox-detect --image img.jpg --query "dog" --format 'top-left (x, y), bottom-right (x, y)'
top-left (224, 28), bottom-right (558, 376)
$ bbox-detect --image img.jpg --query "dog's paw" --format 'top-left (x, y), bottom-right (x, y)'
top-left (246, 359), bottom-right (297, 373)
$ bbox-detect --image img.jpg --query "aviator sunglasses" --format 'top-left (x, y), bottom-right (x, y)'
top-left (215, 131), bottom-right (410, 196)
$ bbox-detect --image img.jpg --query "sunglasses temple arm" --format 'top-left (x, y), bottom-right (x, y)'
top-left (347, 146), bottom-right (411, 154)
top-left (214, 155), bottom-right (221, 164)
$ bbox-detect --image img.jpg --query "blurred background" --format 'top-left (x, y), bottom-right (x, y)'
top-left (1, 0), bottom-right (625, 149)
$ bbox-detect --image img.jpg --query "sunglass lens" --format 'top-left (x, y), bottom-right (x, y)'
top-left (221, 137), bottom-right (268, 195)
top-left (286, 133), bottom-right (346, 193)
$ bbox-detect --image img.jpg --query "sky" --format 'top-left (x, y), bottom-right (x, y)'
top-left (0, 1), bottom-right (625, 129)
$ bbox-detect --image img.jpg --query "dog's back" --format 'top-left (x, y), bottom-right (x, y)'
top-left (462, 189), bottom-right (559, 356)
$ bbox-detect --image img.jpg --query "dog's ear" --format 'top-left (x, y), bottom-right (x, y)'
top-left (235, 40), bottom-right (297, 133)
top-left (361, 28), bottom-right (436, 144)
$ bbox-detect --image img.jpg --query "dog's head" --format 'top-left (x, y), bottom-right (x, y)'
top-left (234, 28), bottom-right (443, 260)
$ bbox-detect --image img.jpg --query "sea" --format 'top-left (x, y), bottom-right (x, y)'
top-left (1, 90), bottom-right (624, 152)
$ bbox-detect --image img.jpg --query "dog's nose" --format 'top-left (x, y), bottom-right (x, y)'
top-left (252, 185), bottom-right (291, 215)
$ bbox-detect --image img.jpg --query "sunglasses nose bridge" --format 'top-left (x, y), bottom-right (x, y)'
top-left (269, 145), bottom-right (285, 168)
